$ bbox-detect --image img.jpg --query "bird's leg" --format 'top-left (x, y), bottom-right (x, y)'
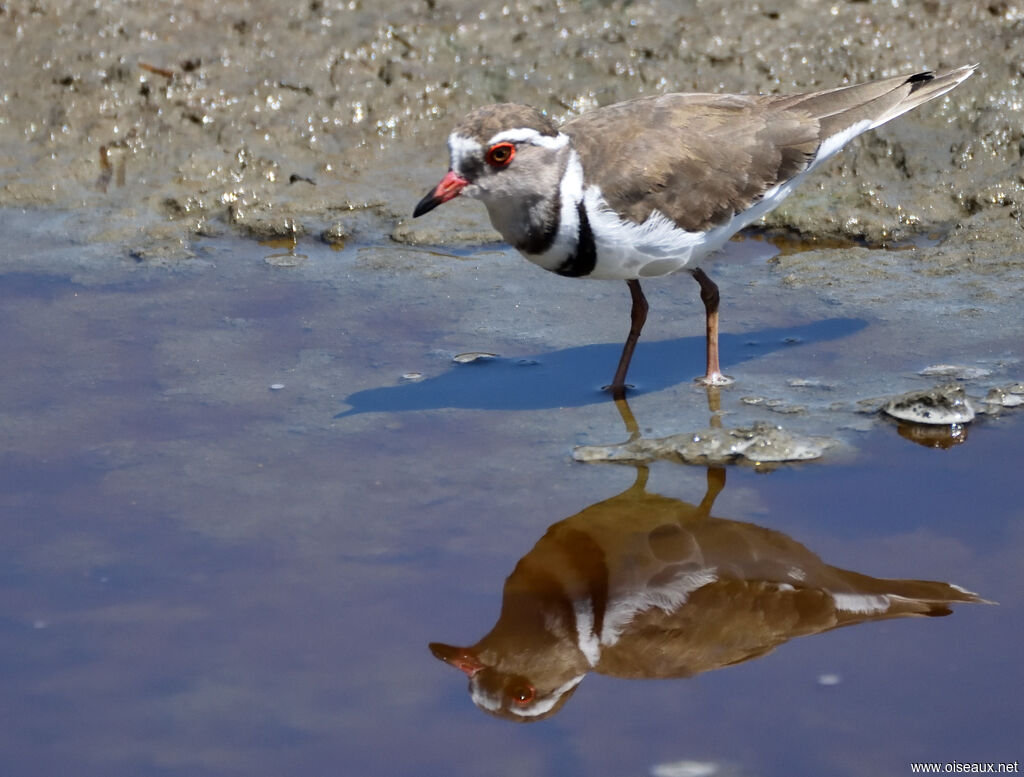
top-left (698, 385), bottom-right (727, 518)
top-left (690, 268), bottom-right (733, 386)
top-left (608, 279), bottom-right (648, 399)
top-left (697, 465), bottom-right (727, 518)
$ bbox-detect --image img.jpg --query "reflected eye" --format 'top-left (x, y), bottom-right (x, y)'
top-left (486, 142), bottom-right (515, 167)
top-left (510, 684), bottom-right (535, 705)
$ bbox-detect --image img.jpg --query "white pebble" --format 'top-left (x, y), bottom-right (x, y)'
top-left (453, 352), bottom-right (497, 363)
top-left (651, 761), bottom-right (719, 777)
top-left (919, 364), bottom-right (991, 380)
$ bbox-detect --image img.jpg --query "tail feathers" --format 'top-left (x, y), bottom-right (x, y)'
top-left (831, 575), bottom-right (993, 622)
top-left (776, 64), bottom-right (977, 157)
top-left (865, 64), bottom-right (978, 130)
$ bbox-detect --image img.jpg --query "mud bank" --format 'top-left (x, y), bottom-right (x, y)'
top-left (1, 0), bottom-right (1022, 261)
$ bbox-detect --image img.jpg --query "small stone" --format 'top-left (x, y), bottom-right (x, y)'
top-left (128, 238), bottom-right (196, 263)
top-left (787, 378), bottom-right (834, 389)
top-left (264, 249), bottom-right (307, 267)
top-left (768, 403), bottom-right (806, 415)
top-left (650, 760), bottom-right (719, 777)
top-left (573, 421), bottom-right (834, 466)
top-left (817, 673), bottom-right (842, 686)
top-left (985, 384), bottom-right (1024, 407)
top-left (919, 364), bottom-right (992, 380)
top-left (453, 352), bottom-right (497, 363)
top-left (231, 204), bottom-right (305, 240)
top-left (882, 384), bottom-right (976, 425)
top-left (269, 383), bottom-right (285, 390)
top-left (321, 222), bottom-right (351, 247)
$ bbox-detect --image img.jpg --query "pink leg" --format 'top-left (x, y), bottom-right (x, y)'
top-left (691, 268), bottom-right (732, 386)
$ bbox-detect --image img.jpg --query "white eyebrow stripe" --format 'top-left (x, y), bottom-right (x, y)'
top-left (468, 674), bottom-right (585, 718)
top-left (447, 133), bottom-right (483, 171)
top-left (512, 675), bottom-right (585, 718)
top-left (448, 133), bottom-right (481, 154)
top-left (486, 128), bottom-right (571, 149)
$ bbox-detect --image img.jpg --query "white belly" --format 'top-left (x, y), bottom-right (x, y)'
top-left (583, 178), bottom-right (801, 280)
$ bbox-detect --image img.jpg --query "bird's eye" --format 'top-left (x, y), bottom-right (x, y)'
top-left (485, 142), bottom-right (515, 167)
top-left (510, 684), bottom-right (535, 705)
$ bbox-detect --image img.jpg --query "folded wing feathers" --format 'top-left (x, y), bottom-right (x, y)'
top-left (782, 64), bottom-right (977, 151)
top-left (567, 65), bottom-right (975, 232)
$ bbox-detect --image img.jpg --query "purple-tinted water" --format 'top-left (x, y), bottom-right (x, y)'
top-left (1, 220), bottom-right (1020, 777)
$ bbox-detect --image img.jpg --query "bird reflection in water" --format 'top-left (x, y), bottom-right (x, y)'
top-left (429, 395), bottom-right (987, 722)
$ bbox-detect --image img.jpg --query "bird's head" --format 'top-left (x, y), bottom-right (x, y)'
top-left (413, 103), bottom-right (569, 218)
top-left (428, 640), bottom-right (584, 722)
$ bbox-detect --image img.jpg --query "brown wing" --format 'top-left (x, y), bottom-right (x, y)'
top-left (563, 67), bottom-right (975, 232)
top-left (564, 92), bottom-right (821, 232)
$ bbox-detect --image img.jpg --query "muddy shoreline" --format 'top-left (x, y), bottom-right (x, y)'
top-left (1, 0), bottom-right (1022, 263)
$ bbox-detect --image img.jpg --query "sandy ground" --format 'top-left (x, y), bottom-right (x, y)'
top-left (1, 0), bottom-right (1022, 262)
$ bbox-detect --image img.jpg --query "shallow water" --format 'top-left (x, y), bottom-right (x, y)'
top-left (1, 213), bottom-right (1021, 776)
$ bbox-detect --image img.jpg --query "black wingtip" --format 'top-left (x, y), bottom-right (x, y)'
top-left (906, 70), bottom-right (935, 90)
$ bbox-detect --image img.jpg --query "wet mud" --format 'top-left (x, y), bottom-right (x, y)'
top-left (1, 0), bottom-right (1023, 264)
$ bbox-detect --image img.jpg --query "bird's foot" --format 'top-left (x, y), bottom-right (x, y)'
top-left (603, 383), bottom-right (635, 400)
top-left (695, 372), bottom-right (734, 387)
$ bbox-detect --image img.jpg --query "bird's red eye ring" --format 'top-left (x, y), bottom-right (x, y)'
top-left (510, 683), bottom-right (535, 705)
top-left (486, 142), bottom-right (515, 167)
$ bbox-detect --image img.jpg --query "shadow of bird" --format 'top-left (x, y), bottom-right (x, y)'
top-left (338, 318), bottom-right (866, 415)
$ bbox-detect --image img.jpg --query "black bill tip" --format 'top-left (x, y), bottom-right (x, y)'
top-left (413, 191), bottom-right (441, 218)
top-left (412, 170), bottom-right (468, 218)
